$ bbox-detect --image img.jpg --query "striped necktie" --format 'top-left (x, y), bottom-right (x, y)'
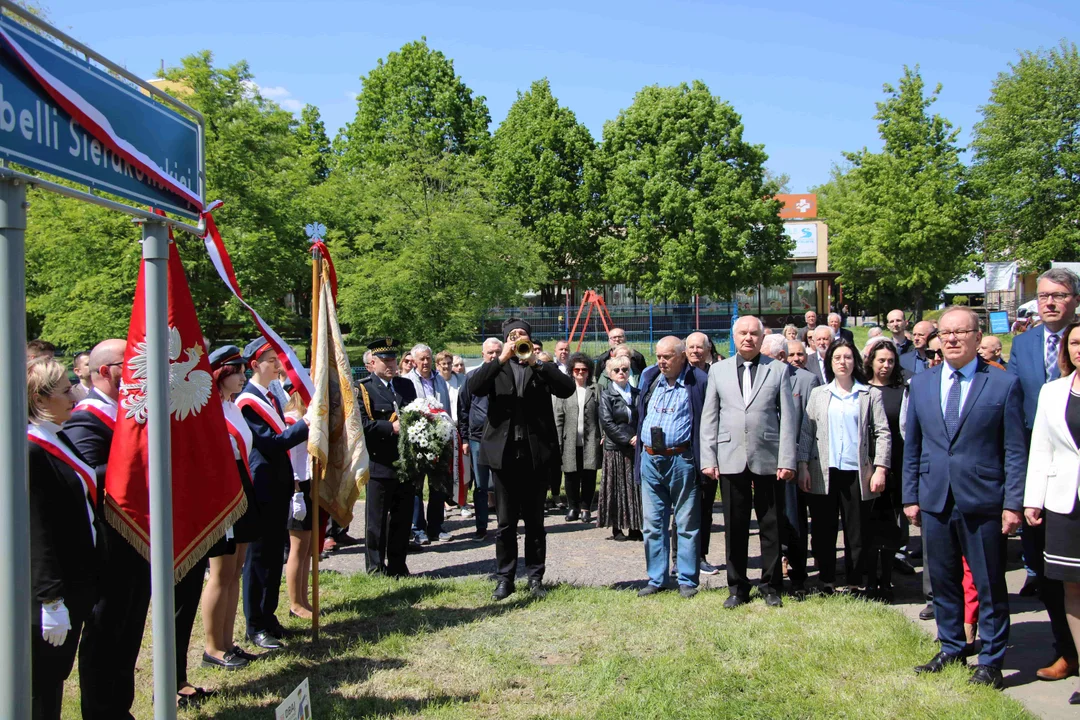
top-left (944, 371), bottom-right (962, 438)
top-left (1047, 332), bottom-right (1061, 381)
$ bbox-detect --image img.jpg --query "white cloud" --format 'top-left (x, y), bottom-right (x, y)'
top-left (345, 90), bottom-right (359, 101)
top-left (247, 82), bottom-right (303, 112)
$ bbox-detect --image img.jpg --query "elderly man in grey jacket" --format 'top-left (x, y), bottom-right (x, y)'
top-left (406, 343), bottom-right (454, 543)
top-left (701, 316), bottom-right (799, 608)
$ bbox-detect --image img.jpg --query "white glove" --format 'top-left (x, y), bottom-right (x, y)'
top-left (41, 600), bottom-right (70, 647)
top-left (291, 491), bottom-right (307, 522)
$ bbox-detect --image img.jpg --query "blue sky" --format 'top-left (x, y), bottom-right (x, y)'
top-left (43, 0), bottom-right (1080, 192)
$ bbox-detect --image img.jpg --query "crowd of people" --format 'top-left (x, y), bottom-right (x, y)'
top-left (23, 267), bottom-right (1080, 715)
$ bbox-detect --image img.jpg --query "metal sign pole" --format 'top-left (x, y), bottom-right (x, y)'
top-left (0, 176), bottom-right (30, 718)
top-left (142, 219), bottom-right (177, 720)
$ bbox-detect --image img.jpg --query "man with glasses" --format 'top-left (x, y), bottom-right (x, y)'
top-left (593, 327), bottom-right (647, 381)
top-left (1008, 267), bottom-right (1080, 681)
top-left (900, 321), bottom-right (936, 376)
top-left (905, 307), bottom-right (1026, 689)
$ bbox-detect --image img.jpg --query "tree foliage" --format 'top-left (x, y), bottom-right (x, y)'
top-left (338, 39), bottom-right (491, 169)
top-left (818, 67), bottom-right (972, 315)
top-left (492, 79), bottom-right (599, 302)
top-left (970, 41), bottom-right (1080, 271)
top-left (596, 81), bottom-right (789, 302)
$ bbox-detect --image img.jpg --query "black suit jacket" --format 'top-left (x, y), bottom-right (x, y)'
top-left (468, 359), bottom-right (576, 471)
top-left (62, 388), bottom-right (114, 488)
top-left (240, 381), bottom-right (309, 502)
top-left (837, 328), bottom-right (854, 344)
top-left (28, 435), bottom-right (105, 613)
top-left (358, 375), bottom-right (417, 479)
top-left (593, 348), bottom-right (647, 381)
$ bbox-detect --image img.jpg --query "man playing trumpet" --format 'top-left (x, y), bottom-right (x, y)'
top-left (468, 318), bottom-right (576, 600)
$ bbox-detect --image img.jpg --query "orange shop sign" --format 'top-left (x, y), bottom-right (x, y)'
top-left (776, 193), bottom-right (817, 219)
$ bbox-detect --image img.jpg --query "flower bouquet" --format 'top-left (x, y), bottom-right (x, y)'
top-left (395, 396), bottom-right (457, 492)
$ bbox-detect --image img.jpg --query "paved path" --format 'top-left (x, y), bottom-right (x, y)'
top-left (323, 501), bottom-right (1069, 719)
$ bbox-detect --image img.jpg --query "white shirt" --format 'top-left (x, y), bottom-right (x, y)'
top-left (939, 357), bottom-right (979, 417)
top-left (826, 382), bottom-right (865, 471)
top-left (286, 409), bottom-right (309, 482)
top-left (575, 385), bottom-right (587, 446)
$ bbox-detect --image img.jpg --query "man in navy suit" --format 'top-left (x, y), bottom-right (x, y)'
top-left (1008, 267), bottom-right (1080, 681)
top-left (899, 320), bottom-right (935, 376)
top-left (904, 307), bottom-right (1027, 689)
top-left (238, 338), bottom-right (309, 650)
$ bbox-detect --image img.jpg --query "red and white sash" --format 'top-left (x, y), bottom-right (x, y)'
top-left (222, 403), bottom-right (253, 481)
top-left (27, 424), bottom-right (98, 545)
top-left (236, 390), bottom-right (286, 434)
top-left (73, 396), bottom-right (117, 431)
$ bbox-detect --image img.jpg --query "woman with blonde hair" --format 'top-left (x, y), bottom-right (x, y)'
top-left (26, 357), bottom-right (104, 718)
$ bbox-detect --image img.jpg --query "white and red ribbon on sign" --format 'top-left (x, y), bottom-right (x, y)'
top-left (202, 204), bottom-right (315, 405)
top-left (0, 25), bottom-right (202, 212)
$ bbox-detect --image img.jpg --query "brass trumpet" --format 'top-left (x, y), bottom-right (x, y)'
top-left (514, 338), bottom-right (533, 360)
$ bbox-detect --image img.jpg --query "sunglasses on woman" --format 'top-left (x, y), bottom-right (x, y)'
top-left (924, 349), bottom-right (941, 360)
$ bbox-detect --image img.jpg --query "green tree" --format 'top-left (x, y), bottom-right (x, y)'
top-left (492, 79), bottom-right (599, 303)
top-left (818, 67), bottom-right (972, 316)
top-left (595, 81), bottom-right (789, 302)
top-left (310, 153), bottom-right (541, 347)
top-left (338, 38), bottom-right (491, 168)
top-left (298, 104), bottom-right (333, 182)
top-left (970, 41), bottom-right (1080, 270)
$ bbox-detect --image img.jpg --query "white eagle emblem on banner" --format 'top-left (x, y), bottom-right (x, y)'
top-left (121, 326), bottom-right (213, 423)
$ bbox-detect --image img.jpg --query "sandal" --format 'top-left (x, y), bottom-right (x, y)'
top-left (177, 687), bottom-right (216, 709)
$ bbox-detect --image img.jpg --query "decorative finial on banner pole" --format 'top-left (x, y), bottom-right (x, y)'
top-left (305, 222), bottom-right (326, 243)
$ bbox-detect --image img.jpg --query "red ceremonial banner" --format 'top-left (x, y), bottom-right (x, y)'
top-left (104, 241), bottom-right (246, 581)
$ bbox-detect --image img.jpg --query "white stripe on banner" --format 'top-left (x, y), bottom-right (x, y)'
top-left (201, 209), bottom-right (314, 404)
top-left (0, 26), bottom-right (201, 209)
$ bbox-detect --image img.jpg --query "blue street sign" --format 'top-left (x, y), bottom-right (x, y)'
top-left (0, 14), bottom-right (201, 219)
top-left (988, 310), bottom-right (1009, 335)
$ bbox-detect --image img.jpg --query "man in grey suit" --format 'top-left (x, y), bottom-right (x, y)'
top-left (762, 334), bottom-right (821, 598)
top-left (701, 316), bottom-right (799, 608)
top-left (804, 325), bottom-right (833, 384)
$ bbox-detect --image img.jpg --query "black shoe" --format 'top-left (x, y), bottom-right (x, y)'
top-left (230, 645), bottom-right (259, 662)
top-left (566, 509), bottom-right (579, 521)
top-left (893, 555), bottom-right (916, 575)
top-left (679, 585), bottom-right (698, 599)
top-left (914, 651), bottom-right (965, 675)
top-left (790, 585), bottom-right (807, 601)
top-left (627, 530), bottom-right (643, 541)
top-left (1070, 691), bottom-right (1080, 705)
top-left (968, 665), bottom-right (1004, 689)
top-left (268, 623), bottom-right (289, 640)
top-left (529, 580), bottom-right (547, 599)
top-left (492, 580), bottom-right (515, 601)
top-left (1019, 576), bottom-right (1040, 597)
top-left (960, 643), bottom-right (978, 659)
top-left (638, 584), bottom-right (664, 597)
top-left (581, 510), bottom-right (592, 523)
top-left (247, 630), bottom-right (283, 650)
top-left (472, 531), bottom-right (488, 541)
top-left (611, 532), bottom-right (628, 542)
top-left (723, 594), bottom-right (749, 609)
top-left (201, 650), bottom-right (248, 670)
top-left (334, 532), bottom-right (360, 547)
top-left (876, 587), bottom-right (895, 604)
top-left (919, 603), bottom-right (935, 621)
top-left (764, 592), bottom-right (783, 608)
top-left (820, 584), bottom-right (836, 596)
top-left (176, 687), bottom-right (216, 710)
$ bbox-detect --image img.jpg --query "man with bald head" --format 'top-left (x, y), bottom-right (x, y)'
top-left (796, 310), bottom-right (818, 344)
top-left (62, 339), bottom-right (150, 718)
top-left (827, 312), bottom-right (854, 343)
top-left (685, 331), bottom-right (713, 373)
top-left (701, 316), bottom-right (798, 608)
top-left (786, 339), bottom-right (808, 370)
top-left (887, 309), bottom-right (913, 355)
top-left (978, 336), bottom-right (1006, 369)
top-left (805, 325), bottom-right (833, 384)
top-left (900, 320), bottom-right (936, 376)
top-left (634, 336), bottom-right (710, 598)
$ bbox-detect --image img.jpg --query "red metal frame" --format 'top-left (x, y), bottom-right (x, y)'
top-left (567, 290), bottom-right (614, 351)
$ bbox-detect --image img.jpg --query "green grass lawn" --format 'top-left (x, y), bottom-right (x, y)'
top-left (63, 572), bottom-right (1032, 719)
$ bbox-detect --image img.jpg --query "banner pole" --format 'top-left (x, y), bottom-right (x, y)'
top-left (0, 176), bottom-right (31, 719)
top-left (310, 248), bottom-right (321, 643)
top-left (142, 219), bottom-right (177, 720)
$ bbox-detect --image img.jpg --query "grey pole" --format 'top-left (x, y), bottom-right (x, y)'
top-left (142, 219), bottom-right (177, 720)
top-left (0, 177), bottom-right (31, 718)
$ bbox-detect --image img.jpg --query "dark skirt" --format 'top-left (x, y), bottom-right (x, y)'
top-left (1045, 503), bottom-right (1080, 583)
top-left (865, 473), bottom-right (903, 553)
top-left (208, 459), bottom-right (261, 557)
top-left (287, 480), bottom-right (313, 532)
top-left (598, 446), bottom-right (642, 532)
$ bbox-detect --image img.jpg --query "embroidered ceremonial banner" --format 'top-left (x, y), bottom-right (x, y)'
top-left (105, 239), bottom-right (246, 582)
top-left (308, 248), bottom-right (369, 526)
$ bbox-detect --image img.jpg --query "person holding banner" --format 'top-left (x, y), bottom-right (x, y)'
top-left (27, 357), bottom-right (105, 719)
top-left (239, 338), bottom-right (311, 650)
top-left (200, 346), bottom-right (261, 671)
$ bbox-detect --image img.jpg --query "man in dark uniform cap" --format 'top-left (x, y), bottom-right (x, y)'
top-left (236, 337), bottom-right (309, 649)
top-left (468, 318), bottom-right (576, 600)
top-left (356, 338), bottom-right (418, 576)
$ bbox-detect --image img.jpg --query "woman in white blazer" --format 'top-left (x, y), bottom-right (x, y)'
top-left (1025, 319), bottom-right (1080, 705)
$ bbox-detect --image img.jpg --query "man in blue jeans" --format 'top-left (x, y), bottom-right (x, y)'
top-left (634, 336), bottom-right (709, 598)
top-left (458, 337), bottom-right (503, 539)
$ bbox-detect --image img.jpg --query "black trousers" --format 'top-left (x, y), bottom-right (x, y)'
top-left (785, 483), bottom-right (812, 588)
top-left (243, 486), bottom-right (291, 635)
top-left (175, 555), bottom-right (209, 688)
top-left (78, 527), bottom-right (151, 720)
top-left (365, 474), bottom-right (414, 576)
top-left (413, 473), bottom-right (448, 537)
top-left (1024, 521), bottom-right (1078, 661)
top-left (492, 459), bottom-right (549, 583)
top-left (722, 469), bottom-right (786, 596)
top-left (549, 466), bottom-right (562, 502)
top-left (33, 604), bottom-right (88, 720)
top-left (564, 447), bottom-right (596, 510)
top-left (699, 473), bottom-right (719, 560)
top-left (805, 468), bottom-right (867, 586)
